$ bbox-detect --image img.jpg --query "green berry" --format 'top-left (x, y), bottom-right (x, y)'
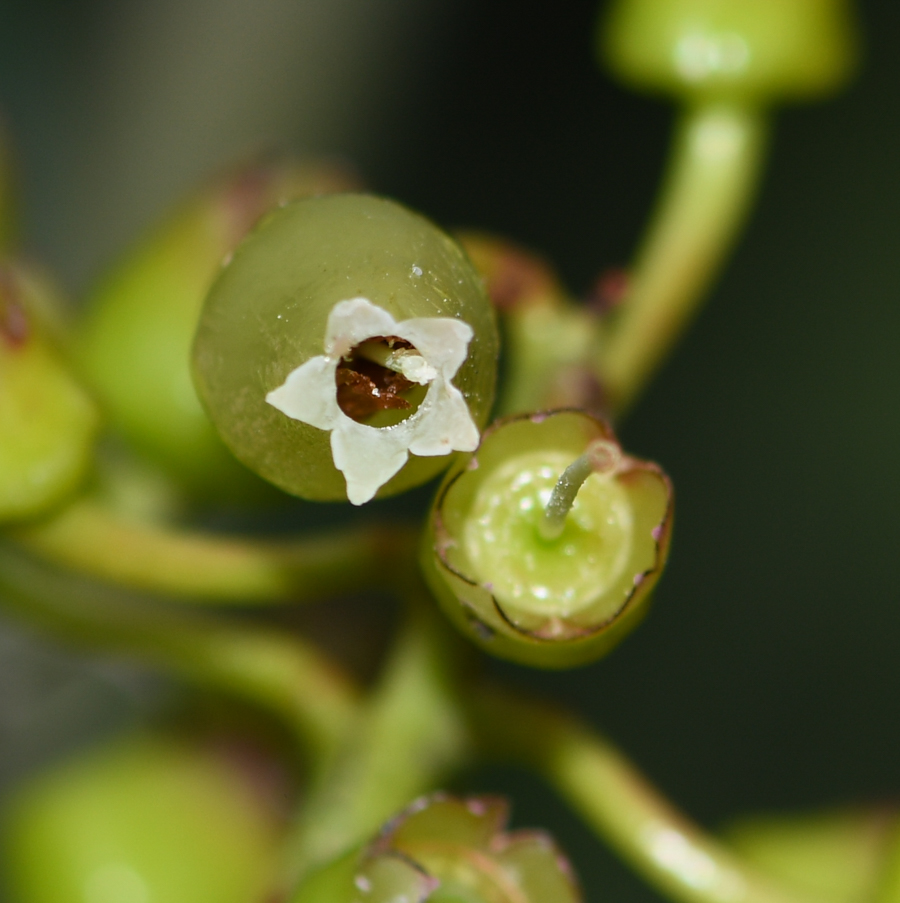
top-left (2, 733), bottom-right (283, 903)
top-left (192, 193), bottom-right (498, 504)
top-left (293, 794), bottom-right (581, 903)
top-left (599, 0), bottom-right (859, 102)
top-left (422, 411), bottom-right (673, 669)
top-left (0, 262), bottom-right (99, 522)
top-left (78, 159), bottom-right (356, 499)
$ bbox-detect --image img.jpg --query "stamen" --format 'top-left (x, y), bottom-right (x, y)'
top-left (353, 337), bottom-right (436, 385)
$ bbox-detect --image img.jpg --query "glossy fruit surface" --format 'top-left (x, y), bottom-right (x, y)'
top-left (193, 193), bottom-right (498, 503)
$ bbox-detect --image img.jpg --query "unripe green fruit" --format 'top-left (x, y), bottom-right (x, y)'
top-left (78, 159), bottom-right (356, 499)
top-left (0, 262), bottom-right (99, 522)
top-left (2, 734), bottom-right (282, 903)
top-left (600, 0), bottom-right (858, 102)
top-left (192, 194), bottom-right (498, 504)
top-left (293, 794), bottom-right (581, 903)
top-left (422, 411), bottom-right (673, 669)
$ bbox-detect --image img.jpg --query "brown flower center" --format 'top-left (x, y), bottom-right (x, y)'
top-left (335, 336), bottom-right (425, 424)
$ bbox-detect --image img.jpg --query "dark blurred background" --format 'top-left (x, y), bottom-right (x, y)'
top-left (0, 1), bottom-right (897, 901)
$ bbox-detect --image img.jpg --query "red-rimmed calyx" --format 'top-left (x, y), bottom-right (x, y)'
top-left (422, 410), bottom-right (673, 668)
top-left (293, 794), bottom-right (581, 903)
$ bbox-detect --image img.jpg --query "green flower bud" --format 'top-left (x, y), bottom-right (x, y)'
top-left (192, 194), bottom-right (498, 505)
top-left (725, 808), bottom-right (897, 903)
top-left (78, 159), bottom-right (356, 498)
top-left (0, 262), bottom-right (99, 522)
top-left (293, 794), bottom-right (581, 903)
top-left (599, 0), bottom-right (859, 102)
top-left (422, 410), bottom-right (673, 669)
top-left (2, 733), bottom-right (283, 903)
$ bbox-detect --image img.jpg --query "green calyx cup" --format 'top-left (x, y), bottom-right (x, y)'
top-left (599, 0), bottom-right (859, 102)
top-left (422, 410), bottom-right (673, 669)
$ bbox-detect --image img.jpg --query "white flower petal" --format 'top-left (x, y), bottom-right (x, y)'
top-left (265, 296), bottom-right (481, 505)
top-left (325, 297), bottom-right (399, 356)
top-left (331, 419), bottom-right (411, 505)
top-left (398, 317), bottom-right (473, 377)
top-left (407, 380), bottom-right (479, 457)
top-left (265, 356), bottom-right (340, 431)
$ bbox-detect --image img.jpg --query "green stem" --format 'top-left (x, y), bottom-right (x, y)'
top-left (470, 687), bottom-right (822, 903)
top-left (599, 103), bottom-right (768, 414)
top-left (7, 498), bottom-right (415, 603)
top-left (0, 542), bottom-right (359, 769)
top-left (285, 600), bottom-right (472, 884)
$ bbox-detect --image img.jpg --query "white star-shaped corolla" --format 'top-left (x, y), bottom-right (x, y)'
top-left (265, 297), bottom-right (479, 505)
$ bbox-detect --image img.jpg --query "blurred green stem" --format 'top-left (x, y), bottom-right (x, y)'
top-left (599, 104), bottom-right (768, 413)
top-left (284, 597), bottom-right (472, 885)
top-left (7, 498), bottom-right (416, 603)
top-left (0, 542), bottom-right (359, 770)
top-left (470, 686), bottom-right (820, 903)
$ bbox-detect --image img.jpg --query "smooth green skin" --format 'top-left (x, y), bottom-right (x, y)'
top-left (725, 809), bottom-right (897, 903)
top-left (422, 411), bottom-right (672, 669)
top-left (78, 161), bottom-right (353, 499)
top-left (192, 194), bottom-right (498, 503)
top-left (600, 0), bottom-right (858, 102)
top-left (4, 736), bottom-right (278, 903)
top-left (0, 265), bottom-right (99, 522)
top-left (2, 734), bottom-right (282, 903)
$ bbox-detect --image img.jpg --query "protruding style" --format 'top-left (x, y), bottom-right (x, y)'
top-left (422, 410), bottom-right (673, 668)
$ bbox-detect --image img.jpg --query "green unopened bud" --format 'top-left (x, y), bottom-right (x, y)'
top-left (422, 410), bottom-right (673, 668)
top-left (0, 262), bottom-right (99, 522)
top-left (2, 733), bottom-right (283, 903)
top-left (192, 194), bottom-right (498, 505)
top-left (599, 0), bottom-right (859, 102)
top-left (78, 158), bottom-right (356, 498)
top-left (294, 794), bottom-right (581, 903)
top-left (725, 808), bottom-right (897, 903)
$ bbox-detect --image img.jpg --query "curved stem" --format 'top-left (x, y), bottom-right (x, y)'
top-left (7, 498), bottom-right (416, 603)
top-left (285, 598), bottom-right (473, 884)
top-left (469, 686), bottom-right (822, 903)
top-left (0, 542), bottom-right (360, 770)
top-left (599, 103), bottom-right (769, 414)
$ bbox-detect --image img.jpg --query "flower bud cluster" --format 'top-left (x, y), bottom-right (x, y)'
top-left (294, 794), bottom-right (582, 903)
